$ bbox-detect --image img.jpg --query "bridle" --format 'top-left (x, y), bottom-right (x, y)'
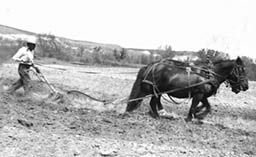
top-left (225, 63), bottom-right (246, 89)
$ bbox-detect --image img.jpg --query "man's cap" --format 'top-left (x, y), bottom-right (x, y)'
top-left (26, 36), bottom-right (37, 44)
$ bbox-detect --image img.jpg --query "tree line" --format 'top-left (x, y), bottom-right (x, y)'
top-left (1, 34), bottom-right (256, 81)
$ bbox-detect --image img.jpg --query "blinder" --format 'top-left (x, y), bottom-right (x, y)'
top-left (226, 63), bottom-right (248, 93)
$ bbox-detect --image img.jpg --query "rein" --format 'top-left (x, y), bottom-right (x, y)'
top-left (128, 80), bottom-right (211, 103)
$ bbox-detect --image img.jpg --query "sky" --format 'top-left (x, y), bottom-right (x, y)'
top-left (0, 0), bottom-right (255, 59)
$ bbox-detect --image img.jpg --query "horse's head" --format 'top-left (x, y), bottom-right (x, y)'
top-left (226, 57), bottom-right (249, 94)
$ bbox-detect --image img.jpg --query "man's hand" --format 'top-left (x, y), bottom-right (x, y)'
top-left (21, 55), bottom-right (30, 62)
top-left (17, 55), bottom-right (33, 64)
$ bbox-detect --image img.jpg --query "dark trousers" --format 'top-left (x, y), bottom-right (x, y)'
top-left (8, 64), bottom-right (31, 94)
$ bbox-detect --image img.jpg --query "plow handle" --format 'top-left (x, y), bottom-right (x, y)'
top-left (30, 68), bottom-right (58, 94)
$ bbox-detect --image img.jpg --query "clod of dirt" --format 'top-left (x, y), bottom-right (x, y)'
top-left (99, 149), bottom-right (118, 156)
top-left (17, 119), bottom-right (33, 128)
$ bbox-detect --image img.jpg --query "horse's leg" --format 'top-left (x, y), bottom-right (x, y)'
top-left (126, 93), bottom-right (145, 112)
top-left (185, 93), bottom-right (204, 122)
top-left (195, 103), bottom-right (206, 113)
top-left (195, 97), bottom-right (211, 120)
top-left (149, 96), bottom-right (159, 118)
top-left (125, 67), bottom-right (148, 112)
top-left (156, 94), bottom-right (163, 110)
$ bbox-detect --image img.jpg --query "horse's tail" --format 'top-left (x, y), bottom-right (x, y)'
top-left (126, 66), bottom-right (148, 112)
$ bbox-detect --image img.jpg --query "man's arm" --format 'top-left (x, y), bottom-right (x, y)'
top-left (12, 47), bottom-right (25, 62)
top-left (12, 47), bottom-right (33, 65)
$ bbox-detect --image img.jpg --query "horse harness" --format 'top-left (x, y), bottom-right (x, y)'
top-left (141, 59), bottom-right (221, 103)
top-left (127, 58), bottom-right (245, 104)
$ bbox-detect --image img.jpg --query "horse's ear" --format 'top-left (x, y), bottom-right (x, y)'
top-left (236, 56), bottom-right (243, 65)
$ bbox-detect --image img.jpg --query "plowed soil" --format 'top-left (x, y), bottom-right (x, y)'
top-left (0, 62), bottom-right (255, 157)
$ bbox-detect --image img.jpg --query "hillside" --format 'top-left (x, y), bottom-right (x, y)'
top-left (0, 24), bottom-right (122, 51)
top-left (59, 37), bottom-right (122, 52)
top-left (0, 24), bottom-right (35, 35)
top-left (0, 24), bottom-right (223, 60)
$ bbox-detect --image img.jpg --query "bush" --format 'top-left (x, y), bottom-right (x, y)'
top-left (197, 49), bottom-right (230, 61)
top-left (36, 34), bottom-right (75, 61)
top-left (241, 56), bottom-right (256, 81)
top-left (37, 34), bottom-right (61, 57)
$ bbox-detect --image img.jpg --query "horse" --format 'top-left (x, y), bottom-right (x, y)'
top-left (125, 57), bottom-right (249, 122)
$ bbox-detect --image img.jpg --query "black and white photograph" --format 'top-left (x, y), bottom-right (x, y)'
top-left (0, 0), bottom-right (255, 156)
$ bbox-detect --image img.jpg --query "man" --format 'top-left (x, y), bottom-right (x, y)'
top-left (7, 37), bottom-right (40, 95)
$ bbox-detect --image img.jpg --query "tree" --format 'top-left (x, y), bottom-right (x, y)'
top-left (241, 56), bottom-right (256, 81)
top-left (114, 48), bottom-right (127, 61)
top-left (197, 49), bottom-right (230, 62)
top-left (77, 46), bottom-right (86, 57)
top-left (37, 34), bottom-right (61, 57)
top-left (159, 45), bottom-right (175, 58)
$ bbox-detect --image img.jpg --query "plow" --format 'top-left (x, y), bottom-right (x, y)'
top-left (30, 68), bottom-right (64, 102)
top-left (28, 66), bottom-right (127, 112)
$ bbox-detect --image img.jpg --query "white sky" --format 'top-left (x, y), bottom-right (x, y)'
top-left (1, 0), bottom-right (255, 59)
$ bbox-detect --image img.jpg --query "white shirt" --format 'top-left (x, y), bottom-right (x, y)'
top-left (12, 47), bottom-right (34, 65)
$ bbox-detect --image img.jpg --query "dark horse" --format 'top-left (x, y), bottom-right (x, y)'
top-left (125, 57), bottom-right (248, 122)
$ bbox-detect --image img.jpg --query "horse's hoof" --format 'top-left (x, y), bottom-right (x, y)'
top-left (148, 111), bottom-right (159, 119)
top-left (194, 111), bottom-right (209, 120)
top-left (121, 112), bottom-right (131, 118)
top-left (194, 114), bottom-right (204, 120)
top-left (159, 111), bottom-right (180, 120)
top-left (185, 118), bottom-right (192, 122)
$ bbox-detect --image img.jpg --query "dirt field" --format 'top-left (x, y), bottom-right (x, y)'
top-left (0, 62), bottom-right (256, 157)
